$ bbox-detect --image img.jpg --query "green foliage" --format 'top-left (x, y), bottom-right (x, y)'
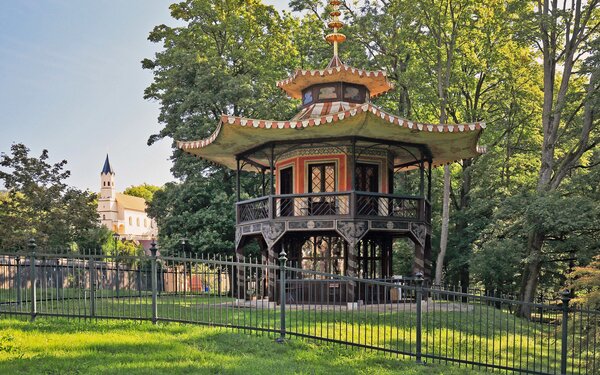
top-left (147, 172), bottom-right (236, 256)
top-left (142, 0), bottom-right (308, 254)
top-left (570, 255), bottom-right (600, 308)
top-left (143, 0), bottom-right (600, 298)
top-left (0, 144), bottom-right (101, 251)
top-left (392, 239), bottom-right (415, 276)
top-left (123, 183), bottom-right (162, 203)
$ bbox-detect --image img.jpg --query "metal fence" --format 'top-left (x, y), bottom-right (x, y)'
top-left (0, 243), bottom-right (598, 375)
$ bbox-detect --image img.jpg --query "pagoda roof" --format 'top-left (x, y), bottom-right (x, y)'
top-left (177, 103), bottom-right (485, 170)
top-left (276, 58), bottom-right (394, 100)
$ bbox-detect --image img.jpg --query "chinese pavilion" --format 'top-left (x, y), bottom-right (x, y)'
top-left (177, 1), bottom-right (484, 302)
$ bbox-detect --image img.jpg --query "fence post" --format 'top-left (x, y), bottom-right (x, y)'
top-left (137, 264), bottom-right (142, 297)
top-left (15, 256), bottom-right (22, 308)
top-left (115, 257), bottom-right (120, 299)
top-left (415, 272), bottom-right (424, 364)
top-left (28, 238), bottom-right (37, 321)
top-left (150, 240), bottom-right (158, 324)
top-left (277, 250), bottom-right (287, 343)
top-left (560, 289), bottom-right (571, 375)
top-left (89, 256), bottom-right (96, 318)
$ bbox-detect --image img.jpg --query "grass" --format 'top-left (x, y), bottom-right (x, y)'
top-left (0, 292), bottom-right (569, 374)
top-left (0, 318), bottom-right (485, 374)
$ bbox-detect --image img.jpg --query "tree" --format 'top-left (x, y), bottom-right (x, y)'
top-left (147, 177), bottom-right (236, 256)
top-left (0, 143), bottom-right (100, 251)
top-left (143, 0), bottom-right (302, 254)
top-left (409, 0), bottom-right (476, 286)
top-left (570, 255), bottom-right (600, 308)
top-left (143, 0), bottom-right (600, 304)
top-left (517, 0), bottom-right (600, 316)
top-left (123, 183), bottom-right (162, 203)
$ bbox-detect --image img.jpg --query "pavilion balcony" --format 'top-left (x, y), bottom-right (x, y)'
top-left (236, 191), bottom-right (431, 225)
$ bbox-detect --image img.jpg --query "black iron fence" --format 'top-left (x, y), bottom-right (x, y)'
top-left (0, 244), bottom-right (597, 375)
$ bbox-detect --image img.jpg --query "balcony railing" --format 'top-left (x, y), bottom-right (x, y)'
top-left (236, 191), bottom-right (430, 224)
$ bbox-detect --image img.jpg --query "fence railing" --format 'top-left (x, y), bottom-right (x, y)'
top-left (236, 191), bottom-right (430, 224)
top-left (0, 245), bottom-right (597, 375)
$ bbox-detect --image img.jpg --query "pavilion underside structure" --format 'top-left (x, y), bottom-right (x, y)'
top-left (176, 0), bottom-right (485, 304)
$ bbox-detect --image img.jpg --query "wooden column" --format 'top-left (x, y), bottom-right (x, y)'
top-left (346, 241), bottom-right (358, 303)
top-left (412, 239), bottom-right (425, 276)
top-left (427, 159), bottom-right (432, 202)
top-left (269, 144), bottom-right (275, 196)
top-left (261, 168), bottom-right (266, 196)
top-left (235, 245), bottom-right (245, 300)
top-left (419, 156), bottom-right (425, 197)
top-left (268, 243), bottom-right (278, 302)
top-left (235, 158), bottom-right (241, 202)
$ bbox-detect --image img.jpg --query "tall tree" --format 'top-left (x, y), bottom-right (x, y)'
top-left (143, 0), bottom-right (300, 254)
top-left (412, 0), bottom-right (473, 286)
top-left (518, 0), bottom-right (600, 315)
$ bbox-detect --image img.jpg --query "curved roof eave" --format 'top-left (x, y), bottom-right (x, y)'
top-left (177, 103), bottom-right (486, 170)
top-left (276, 65), bottom-right (394, 99)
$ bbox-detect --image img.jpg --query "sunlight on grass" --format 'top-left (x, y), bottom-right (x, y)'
top-left (0, 318), bottom-right (484, 374)
top-left (1, 295), bottom-right (570, 373)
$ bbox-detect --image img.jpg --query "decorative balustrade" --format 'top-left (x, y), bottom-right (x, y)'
top-left (355, 192), bottom-right (420, 219)
top-left (236, 192), bottom-right (430, 224)
top-left (237, 196), bottom-right (269, 223)
top-left (274, 192), bottom-right (350, 218)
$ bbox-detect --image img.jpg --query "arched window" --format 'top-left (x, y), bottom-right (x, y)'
top-left (129, 217), bottom-right (132, 225)
top-left (144, 218), bottom-right (148, 227)
top-left (102, 214), bottom-right (106, 220)
top-left (103, 181), bottom-right (105, 187)
top-left (136, 217), bottom-right (140, 226)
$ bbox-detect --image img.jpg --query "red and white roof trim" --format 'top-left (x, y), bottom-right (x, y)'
top-left (276, 64), bottom-right (394, 98)
top-left (177, 103), bottom-right (486, 151)
top-left (277, 65), bottom-right (389, 85)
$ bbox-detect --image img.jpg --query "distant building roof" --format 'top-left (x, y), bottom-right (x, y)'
top-left (116, 193), bottom-right (146, 211)
top-left (101, 154), bottom-right (114, 175)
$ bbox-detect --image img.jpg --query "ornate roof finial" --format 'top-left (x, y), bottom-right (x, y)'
top-left (325, 0), bottom-right (346, 59)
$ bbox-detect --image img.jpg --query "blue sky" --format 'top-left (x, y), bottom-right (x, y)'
top-left (0, 0), bottom-right (289, 192)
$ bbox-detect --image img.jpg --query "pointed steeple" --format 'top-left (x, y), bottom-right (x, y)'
top-left (101, 154), bottom-right (114, 175)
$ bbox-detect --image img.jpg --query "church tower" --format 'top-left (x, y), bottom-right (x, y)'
top-left (98, 155), bottom-right (118, 232)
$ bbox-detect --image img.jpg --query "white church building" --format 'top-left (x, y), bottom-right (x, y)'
top-left (97, 155), bottom-right (157, 244)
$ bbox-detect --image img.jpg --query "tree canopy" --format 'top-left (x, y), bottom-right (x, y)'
top-left (144, 0), bottom-right (600, 308)
top-left (123, 183), bottom-right (162, 203)
top-left (0, 143), bottom-right (101, 251)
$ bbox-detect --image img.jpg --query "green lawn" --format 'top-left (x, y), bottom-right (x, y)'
top-left (0, 318), bottom-right (484, 374)
top-left (0, 293), bottom-right (567, 374)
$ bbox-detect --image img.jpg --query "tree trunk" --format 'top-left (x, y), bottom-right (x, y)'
top-left (435, 164), bottom-right (451, 286)
top-left (518, 231), bottom-right (544, 317)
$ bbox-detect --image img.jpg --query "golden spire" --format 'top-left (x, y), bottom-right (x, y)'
top-left (325, 0), bottom-right (346, 58)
